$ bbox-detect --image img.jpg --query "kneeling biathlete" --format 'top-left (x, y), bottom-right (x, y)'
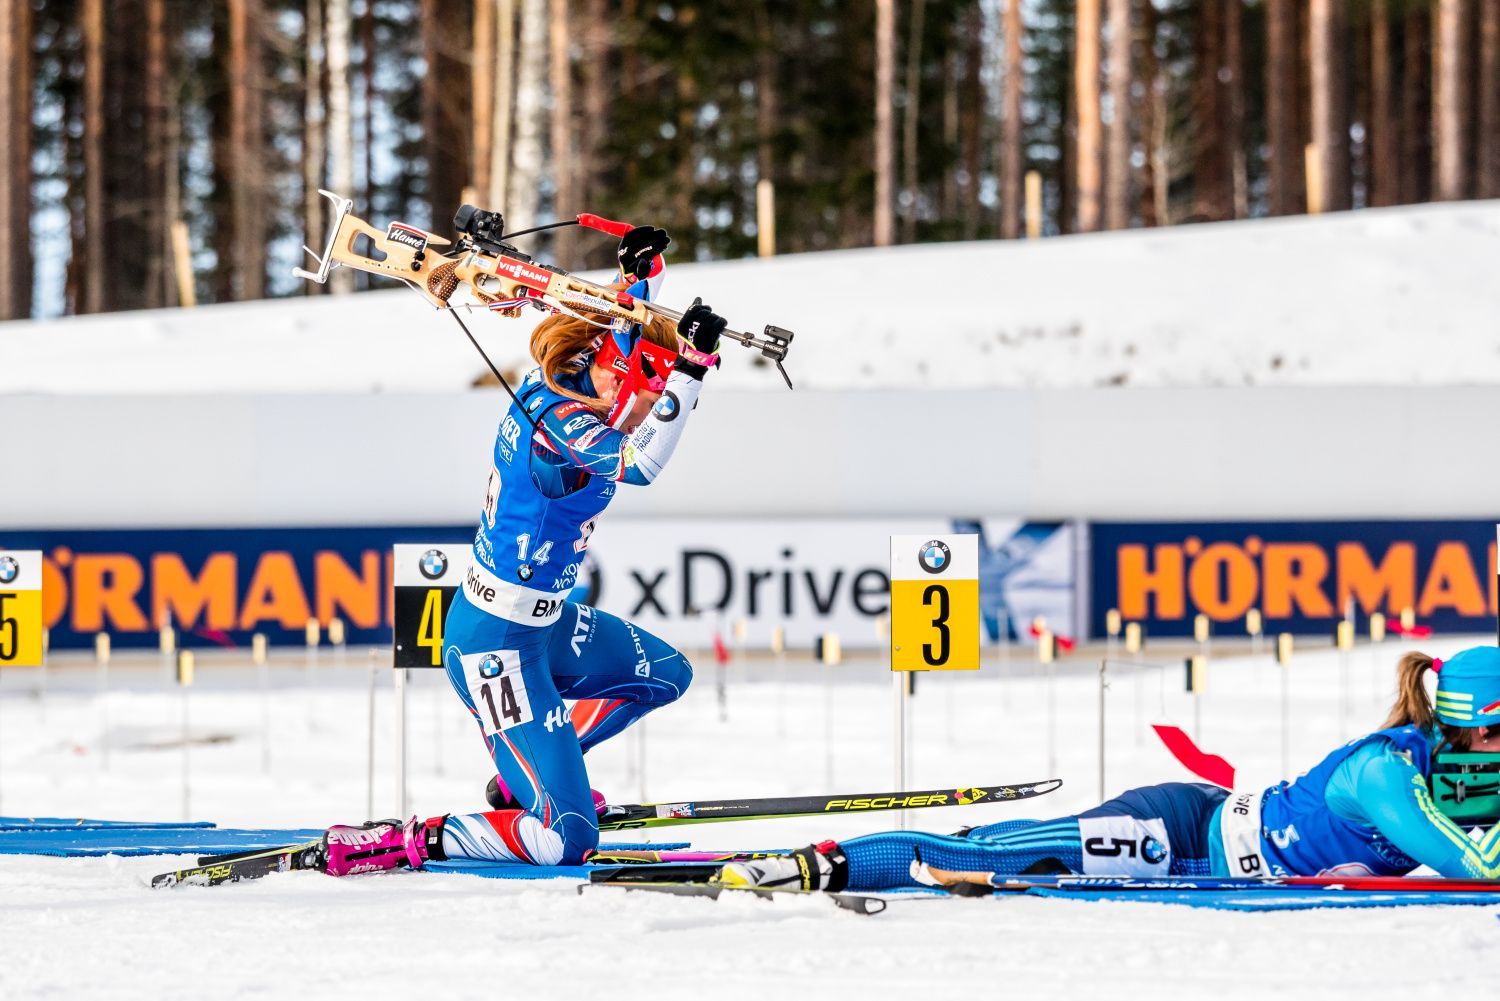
top-left (724, 646), bottom-right (1500, 893)
top-left (319, 225), bottom-right (731, 875)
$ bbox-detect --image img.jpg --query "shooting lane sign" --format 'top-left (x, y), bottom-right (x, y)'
top-left (890, 535), bottom-right (980, 671)
top-left (0, 550), bottom-right (44, 667)
top-left (393, 544), bottom-right (464, 668)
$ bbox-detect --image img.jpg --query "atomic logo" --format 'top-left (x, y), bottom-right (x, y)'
top-left (419, 549), bottom-right (449, 580)
top-left (0, 556), bottom-right (17, 584)
top-left (918, 540), bottom-right (951, 574)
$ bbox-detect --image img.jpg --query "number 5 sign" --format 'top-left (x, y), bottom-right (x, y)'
top-left (889, 535), bottom-right (979, 672)
top-left (0, 550), bottom-right (44, 668)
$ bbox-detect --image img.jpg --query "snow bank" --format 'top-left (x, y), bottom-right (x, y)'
top-left (3, 201), bottom-right (1498, 394)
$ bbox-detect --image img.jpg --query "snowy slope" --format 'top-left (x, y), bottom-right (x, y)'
top-left (3, 201), bottom-right (1498, 395)
top-left (0, 639), bottom-right (1495, 999)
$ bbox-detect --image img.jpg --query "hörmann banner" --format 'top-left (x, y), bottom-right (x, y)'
top-left (0, 519), bottom-right (1078, 652)
top-left (1090, 520), bottom-right (1499, 639)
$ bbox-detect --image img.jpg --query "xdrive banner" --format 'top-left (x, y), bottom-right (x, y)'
top-left (0, 519), bottom-right (1078, 652)
top-left (1090, 520), bottom-right (1500, 639)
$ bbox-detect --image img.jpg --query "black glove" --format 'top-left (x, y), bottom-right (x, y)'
top-left (617, 225), bottom-right (671, 280)
top-left (675, 297), bottom-right (727, 380)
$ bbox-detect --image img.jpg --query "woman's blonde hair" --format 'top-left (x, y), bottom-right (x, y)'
top-left (529, 308), bottom-right (678, 413)
top-left (1382, 650), bottom-right (1474, 751)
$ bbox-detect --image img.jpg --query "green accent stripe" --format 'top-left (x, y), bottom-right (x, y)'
top-left (1436, 690), bottom-right (1474, 702)
top-left (1411, 775), bottom-right (1500, 876)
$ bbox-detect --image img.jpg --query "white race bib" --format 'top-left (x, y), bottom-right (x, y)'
top-left (460, 649), bottom-right (533, 737)
top-left (1078, 815), bottom-right (1172, 876)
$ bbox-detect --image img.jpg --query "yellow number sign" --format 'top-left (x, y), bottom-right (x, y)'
top-left (0, 550), bottom-right (44, 667)
top-left (890, 535), bottom-right (979, 672)
top-left (392, 543), bottom-right (464, 669)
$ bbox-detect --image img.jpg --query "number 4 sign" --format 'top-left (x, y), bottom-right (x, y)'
top-left (889, 535), bottom-right (979, 672)
top-left (392, 543), bottom-right (465, 668)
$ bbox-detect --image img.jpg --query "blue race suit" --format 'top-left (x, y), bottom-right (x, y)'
top-left (840, 725), bottom-right (1500, 890)
top-left (438, 336), bottom-right (705, 867)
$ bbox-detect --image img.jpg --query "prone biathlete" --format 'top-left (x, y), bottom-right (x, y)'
top-left (722, 646), bottom-right (1500, 893)
top-left (320, 224), bottom-right (729, 876)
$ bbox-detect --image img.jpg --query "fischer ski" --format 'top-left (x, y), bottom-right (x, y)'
top-left (595, 778), bottom-right (1061, 832)
top-left (984, 873), bottom-right (1500, 894)
top-left (580, 879), bottom-right (895, 915)
top-left (585, 848), bottom-right (777, 866)
top-left (150, 839), bottom-right (325, 888)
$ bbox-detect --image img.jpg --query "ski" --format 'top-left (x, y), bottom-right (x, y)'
top-left (595, 778), bottom-right (1061, 832)
top-left (580, 879), bottom-right (894, 915)
top-left (585, 848), bottom-right (777, 866)
top-left (150, 839), bottom-right (325, 889)
top-left (986, 873), bottom-right (1500, 894)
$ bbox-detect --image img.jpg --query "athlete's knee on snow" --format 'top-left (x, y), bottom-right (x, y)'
top-left (557, 812), bottom-right (601, 865)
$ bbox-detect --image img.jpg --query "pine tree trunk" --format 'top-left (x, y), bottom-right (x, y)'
top-left (472, 0), bottom-right (495, 197)
top-left (490, 0), bottom-right (515, 209)
top-left (1369, 0), bottom-right (1397, 206)
top-left (326, 0), bottom-right (354, 291)
top-left (0, 0), bottom-right (16, 319)
top-left (755, 4), bottom-right (776, 187)
top-left (1309, 0), bottom-right (1352, 211)
top-left (899, 0), bottom-right (926, 242)
top-left (1137, 0), bottom-right (1161, 227)
top-left (1074, 0), bottom-right (1102, 232)
top-left (1104, 0), bottom-right (1131, 230)
top-left (959, 6), bottom-right (983, 238)
top-left (144, 0), bottom-right (169, 308)
top-left (1224, 0), bottom-right (1247, 219)
top-left (1191, 0), bottom-right (1226, 221)
top-left (874, 0), bottom-right (895, 246)
top-left (1477, 0), bottom-right (1500, 197)
top-left (229, 0), bottom-right (266, 300)
top-left (304, 0), bottom-right (326, 294)
top-left (1434, 0), bottom-right (1469, 200)
top-left (1265, 0), bottom-right (1301, 215)
top-left (1000, 0), bottom-right (1023, 239)
top-left (83, 0), bottom-right (106, 313)
top-left (361, 0), bottom-right (376, 215)
top-left (1401, 5), bottom-right (1432, 204)
top-left (508, 0), bottom-right (546, 233)
top-left (548, 0), bottom-right (574, 261)
top-left (941, 53), bottom-right (958, 224)
top-left (579, 0), bottom-right (606, 217)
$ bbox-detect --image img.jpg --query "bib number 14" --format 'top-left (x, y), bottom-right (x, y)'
top-left (463, 650), bottom-right (533, 737)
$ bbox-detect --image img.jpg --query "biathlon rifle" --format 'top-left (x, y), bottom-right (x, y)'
top-left (292, 189), bottom-right (795, 389)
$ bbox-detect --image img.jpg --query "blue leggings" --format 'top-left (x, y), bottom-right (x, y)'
top-left (438, 593), bottom-right (692, 866)
top-left (841, 782), bottom-right (1228, 891)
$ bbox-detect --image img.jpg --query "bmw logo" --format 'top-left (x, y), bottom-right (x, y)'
top-left (652, 391), bottom-right (680, 422)
top-left (1142, 836), bottom-right (1168, 865)
top-left (517, 565), bottom-right (533, 582)
top-left (419, 549), bottom-right (449, 580)
top-left (0, 556), bottom-right (17, 584)
top-left (478, 654), bottom-right (503, 679)
top-left (918, 540), bottom-right (951, 574)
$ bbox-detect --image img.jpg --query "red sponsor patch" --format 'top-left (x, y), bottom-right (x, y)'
top-left (493, 255), bottom-right (554, 291)
top-left (554, 401), bottom-right (590, 418)
top-left (1482, 699), bottom-right (1500, 715)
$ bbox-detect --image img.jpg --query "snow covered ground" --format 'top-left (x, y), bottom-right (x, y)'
top-left (4, 200), bottom-right (1500, 395)
top-left (0, 638), bottom-right (1494, 999)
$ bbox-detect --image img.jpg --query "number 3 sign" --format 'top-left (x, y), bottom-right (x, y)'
top-left (889, 535), bottom-right (979, 672)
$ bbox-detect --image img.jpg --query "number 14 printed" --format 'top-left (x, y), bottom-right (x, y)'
top-left (460, 649), bottom-right (534, 737)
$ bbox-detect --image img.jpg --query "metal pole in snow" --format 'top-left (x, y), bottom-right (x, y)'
top-left (366, 648), bottom-right (378, 821)
top-left (395, 667), bottom-right (408, 819)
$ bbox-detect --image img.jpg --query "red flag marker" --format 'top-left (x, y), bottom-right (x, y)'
top-left (1152, 724), bottom-right (1236, 789)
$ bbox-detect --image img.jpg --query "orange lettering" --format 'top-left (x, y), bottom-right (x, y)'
top-left (385, 549), bottom-right (395, 628)
top-left (71, 554), bottom-right (149, 632)
top-left (152, 553), bottom-right (238, 631)
top-left (41, 557), bottom-right (68, 629)
top-left (1418, 542), bottom-right (1486, 617)
top-left (315, 551), bottom-right (382, 629)
top-left (1336, 542), bottom-right (1415, 615)
top-left (1261, 544), bottom-right (1333, 618)
top-left (1117, 544), bottom-right (1185, 620)
top-left (1187, 543), bottom-right (1258, 620)
top-left (238, 552), bottom-right (312, 630)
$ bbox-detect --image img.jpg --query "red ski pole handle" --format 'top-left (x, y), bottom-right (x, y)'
top-left (576, 212), bottom-right (633, 238)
